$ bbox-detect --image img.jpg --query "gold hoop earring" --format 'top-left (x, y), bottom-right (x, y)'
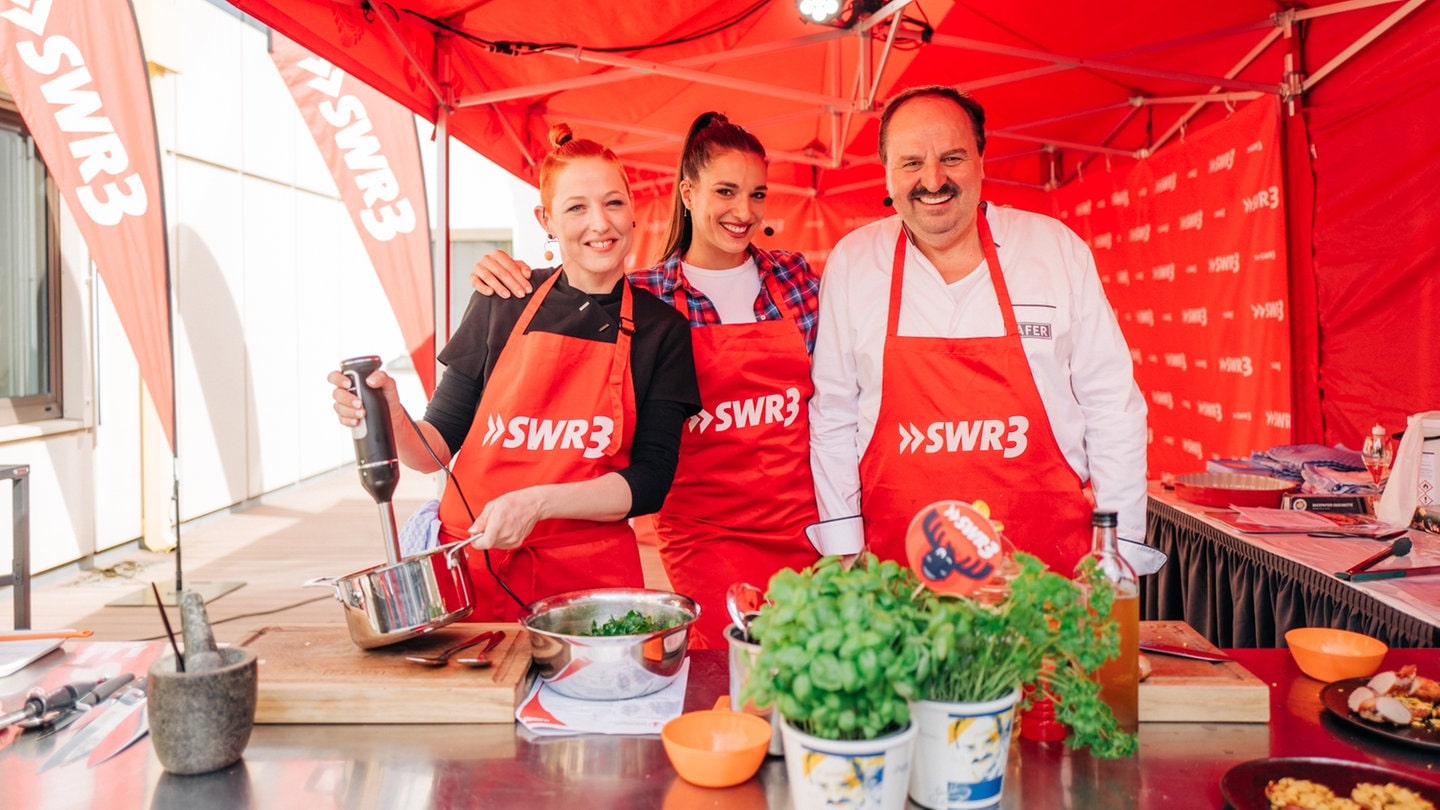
top-left (543, 234), bottom-right (557, 263)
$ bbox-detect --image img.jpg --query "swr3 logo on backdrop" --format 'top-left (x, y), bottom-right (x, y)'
top-left (686, 388), bottom-right (802, 434)
top-left (896, 416), bottom-right (1029, 458)
top-left (482, 415), bottom-right (614, 459)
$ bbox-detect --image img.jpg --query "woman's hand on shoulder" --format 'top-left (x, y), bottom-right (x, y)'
top-left (327, 368), bottom-right (398, 428)
top-left (471, 249), bottom-right (534, 299)
top-left (468, 487), bottom-right (547, 550)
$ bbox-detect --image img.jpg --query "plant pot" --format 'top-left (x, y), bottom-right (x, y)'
top-left (725, 624), bottom-right (783, 755)
top-left (778, 714), bottom-right (917, 810)
top-left (908, 687), bottom-right (1022, 810)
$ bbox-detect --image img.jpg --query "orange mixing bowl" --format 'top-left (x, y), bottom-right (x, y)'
top-left (662, 704), bottom-right (772, 788)
top-left (1285, 627), bottom-right (1387, 682)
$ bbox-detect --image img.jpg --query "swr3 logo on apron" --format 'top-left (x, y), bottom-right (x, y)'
top-left (686, 386), bottom-right (802, 434)
top-left (895, 415), bottom-right (1029, 458)
top-left (481, 413), bottom-right (615, 459)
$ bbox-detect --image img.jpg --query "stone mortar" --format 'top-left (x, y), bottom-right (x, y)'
top-left (147, 647), bottom-right (258, 775)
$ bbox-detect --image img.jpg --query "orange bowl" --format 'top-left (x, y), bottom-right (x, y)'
top-left (1285, 627), bottom-right (1387, 682)
top-left (662, 707), bottom-right (771, 788)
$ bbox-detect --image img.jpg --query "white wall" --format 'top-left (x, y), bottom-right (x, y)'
top-left (0, 0), bottom-right (430, 578)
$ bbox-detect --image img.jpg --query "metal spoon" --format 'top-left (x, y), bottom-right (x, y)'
top-left (454, 630), bottom-right (507, 668)
top-left (726, 582), bottom-right (766, 642)
top-left (404, 632), bottom-right (494, 667)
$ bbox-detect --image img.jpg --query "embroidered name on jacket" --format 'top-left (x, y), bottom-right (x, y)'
top-left (1017, 322), bottom-right (1052, 339)
top-left (483, 414), bottom-right (615, 459)
top-left (687, 387), bottom-right (802, 434)
top-left (896, 416), bottom-right (1029, 458)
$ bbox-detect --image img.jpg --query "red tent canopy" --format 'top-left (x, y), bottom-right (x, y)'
top-left (227, 0), bottom-right (1392, 197)
top-left (226, 0), bottom-right (1439, 448)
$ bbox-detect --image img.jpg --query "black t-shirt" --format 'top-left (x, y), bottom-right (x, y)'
top-left (428, 268), bottom-right (701, 517)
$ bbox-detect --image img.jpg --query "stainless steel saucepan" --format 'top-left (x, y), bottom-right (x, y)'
top-left (305, 540), bottom-right (474, 649)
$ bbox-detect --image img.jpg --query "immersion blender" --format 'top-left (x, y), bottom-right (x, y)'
top-left (340, 356), bottom-right (403, 565)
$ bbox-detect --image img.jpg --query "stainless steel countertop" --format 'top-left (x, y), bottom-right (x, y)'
top-left (4, 644), bottom-right (1440, 809)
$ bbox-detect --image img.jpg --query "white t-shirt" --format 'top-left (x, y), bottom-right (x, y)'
top-left (809, 207), bottom-right (1150, 544)
top-left (681, 258), bottom-right (762, 324)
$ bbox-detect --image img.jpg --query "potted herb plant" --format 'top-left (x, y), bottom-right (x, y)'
top-left (907, 551), bottom-right (1137, 809)
top-left (743, 554), bottom-right (930, 810)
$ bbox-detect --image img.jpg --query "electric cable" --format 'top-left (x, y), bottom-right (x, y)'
top-left (397, 406), bottom-right (528, 609)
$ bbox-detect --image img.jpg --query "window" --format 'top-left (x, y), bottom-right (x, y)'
top-left (0, 102), bottom-right (61, 426)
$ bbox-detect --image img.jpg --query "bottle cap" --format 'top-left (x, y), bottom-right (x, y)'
top-left (1091, 511), bottom-right (1118, 528)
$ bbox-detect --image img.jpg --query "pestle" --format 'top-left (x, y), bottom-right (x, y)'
top-left (180, 591), bottom-right (225, 672)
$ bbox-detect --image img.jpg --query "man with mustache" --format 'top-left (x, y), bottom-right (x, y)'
top-left (809, 85), bottom-right (1160, 576)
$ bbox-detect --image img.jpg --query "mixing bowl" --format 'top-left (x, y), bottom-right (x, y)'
top-left (662, 698), bottom-right (772, 788)
top-left (1285, 627), bottom-right (1387, 682)
top-left (520, 588), bottom-right (699, 700)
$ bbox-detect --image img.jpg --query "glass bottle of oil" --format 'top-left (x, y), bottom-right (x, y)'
top-left (1077, 510), bottom-right (1139, 733)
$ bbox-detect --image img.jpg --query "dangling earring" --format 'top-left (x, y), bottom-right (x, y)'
top-left (543, 234), bottom-right (558, 263)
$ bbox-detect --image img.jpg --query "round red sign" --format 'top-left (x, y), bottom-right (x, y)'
top-left (905, 500), bottom-right (1010, 596)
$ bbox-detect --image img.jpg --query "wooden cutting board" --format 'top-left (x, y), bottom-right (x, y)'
top-left (1139, 621), bottom-right (1270, 723)
top-left (240, 623), bottom-right (533, 724)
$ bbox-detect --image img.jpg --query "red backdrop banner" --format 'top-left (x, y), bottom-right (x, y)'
top-left (271, 34), bottom-right (436, 394)
top-left (1052, 98), bottom-right (1292, 478)
top-left (0, 0), bottom-right (173, 448)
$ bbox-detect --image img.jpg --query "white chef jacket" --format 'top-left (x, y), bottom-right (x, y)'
top-left (809, 206), bottom-right (1149, 544)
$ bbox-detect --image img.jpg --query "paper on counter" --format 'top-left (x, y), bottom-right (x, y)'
top-left (0, 638), bottom-right (63, 679)
top-left (1231, 506), bottom-right (1339, 530)
top-left (516, 659), bottom-right (689, 736)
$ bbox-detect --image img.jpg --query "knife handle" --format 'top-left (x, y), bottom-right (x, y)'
top-left (1348, 568), bottom-right (1409, 582)
top-left (85, 674), bottom-right (137, 706)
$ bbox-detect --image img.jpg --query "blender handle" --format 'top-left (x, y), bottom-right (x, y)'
top-left (339, 355), bottom-right (404, 565)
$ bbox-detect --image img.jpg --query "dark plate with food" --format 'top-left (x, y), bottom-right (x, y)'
top-left (1320, 676), bottom-right (1440, 752)
top-left (1220, 756), bottom-right (1440, 809)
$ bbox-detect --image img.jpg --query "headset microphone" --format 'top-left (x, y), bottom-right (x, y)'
top-left (763, 224), bottom-right (775, 237)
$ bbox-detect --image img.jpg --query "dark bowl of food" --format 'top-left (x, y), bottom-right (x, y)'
top-left (519, 588), bottom-right (699, 700)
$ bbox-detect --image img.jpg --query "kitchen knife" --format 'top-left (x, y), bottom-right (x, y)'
top-left (1137, 641), bottom-right (1232, 663)
top-left (39, 681), bottom-right (146, 772)
top-left (1348, 564), bottom-right (1440, 582)
top-left (87, 691), bottom-right (149, 767)
top-left (38, 673), bottom-right (136, 739)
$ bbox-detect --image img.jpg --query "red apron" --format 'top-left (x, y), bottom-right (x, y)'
top-left (858, 211), bottom-right (1092, 575)
top-left (654, 279), bottom-right (820, 649)
top-left (438, 270), bottom-right (643, 621)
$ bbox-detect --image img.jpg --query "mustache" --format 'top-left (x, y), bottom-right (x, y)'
top-left (909, 181), bottom-right (960, 201)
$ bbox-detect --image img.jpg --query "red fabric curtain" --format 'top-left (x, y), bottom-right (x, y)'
top-left (0, 0), bottom-right (173, 448)
top-left (1302, 3), bottom-right (1440, 446)
top-left (1051, 99), bottom-right (1291, 477)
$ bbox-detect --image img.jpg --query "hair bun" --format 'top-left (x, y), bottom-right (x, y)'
top-left (549, 123), bottom-right (575, 149)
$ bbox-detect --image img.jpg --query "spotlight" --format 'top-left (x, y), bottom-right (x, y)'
top-left (797, 0), bottom-right (842, 24)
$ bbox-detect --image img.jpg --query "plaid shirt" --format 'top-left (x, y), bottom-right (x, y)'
top-left (629, 244), bottom-right (819, 353)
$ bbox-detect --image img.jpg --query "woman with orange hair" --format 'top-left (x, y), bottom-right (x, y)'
top-left (329, 125), bottom-right (700, 621)
top-left (471, 113), bottom-right (821, 647)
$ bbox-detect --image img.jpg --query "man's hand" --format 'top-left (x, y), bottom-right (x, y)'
top-left (471, 250), bottom-right (534, 299)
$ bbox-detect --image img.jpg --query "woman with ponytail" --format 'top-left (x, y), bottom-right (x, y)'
top-left (330, 125), bottom-right (700, 621)
top-left (471, 113), bottom-right (821, 647)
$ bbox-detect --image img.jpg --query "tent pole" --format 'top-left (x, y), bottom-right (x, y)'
top-left (433, 85), bottom-right (452, 368)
